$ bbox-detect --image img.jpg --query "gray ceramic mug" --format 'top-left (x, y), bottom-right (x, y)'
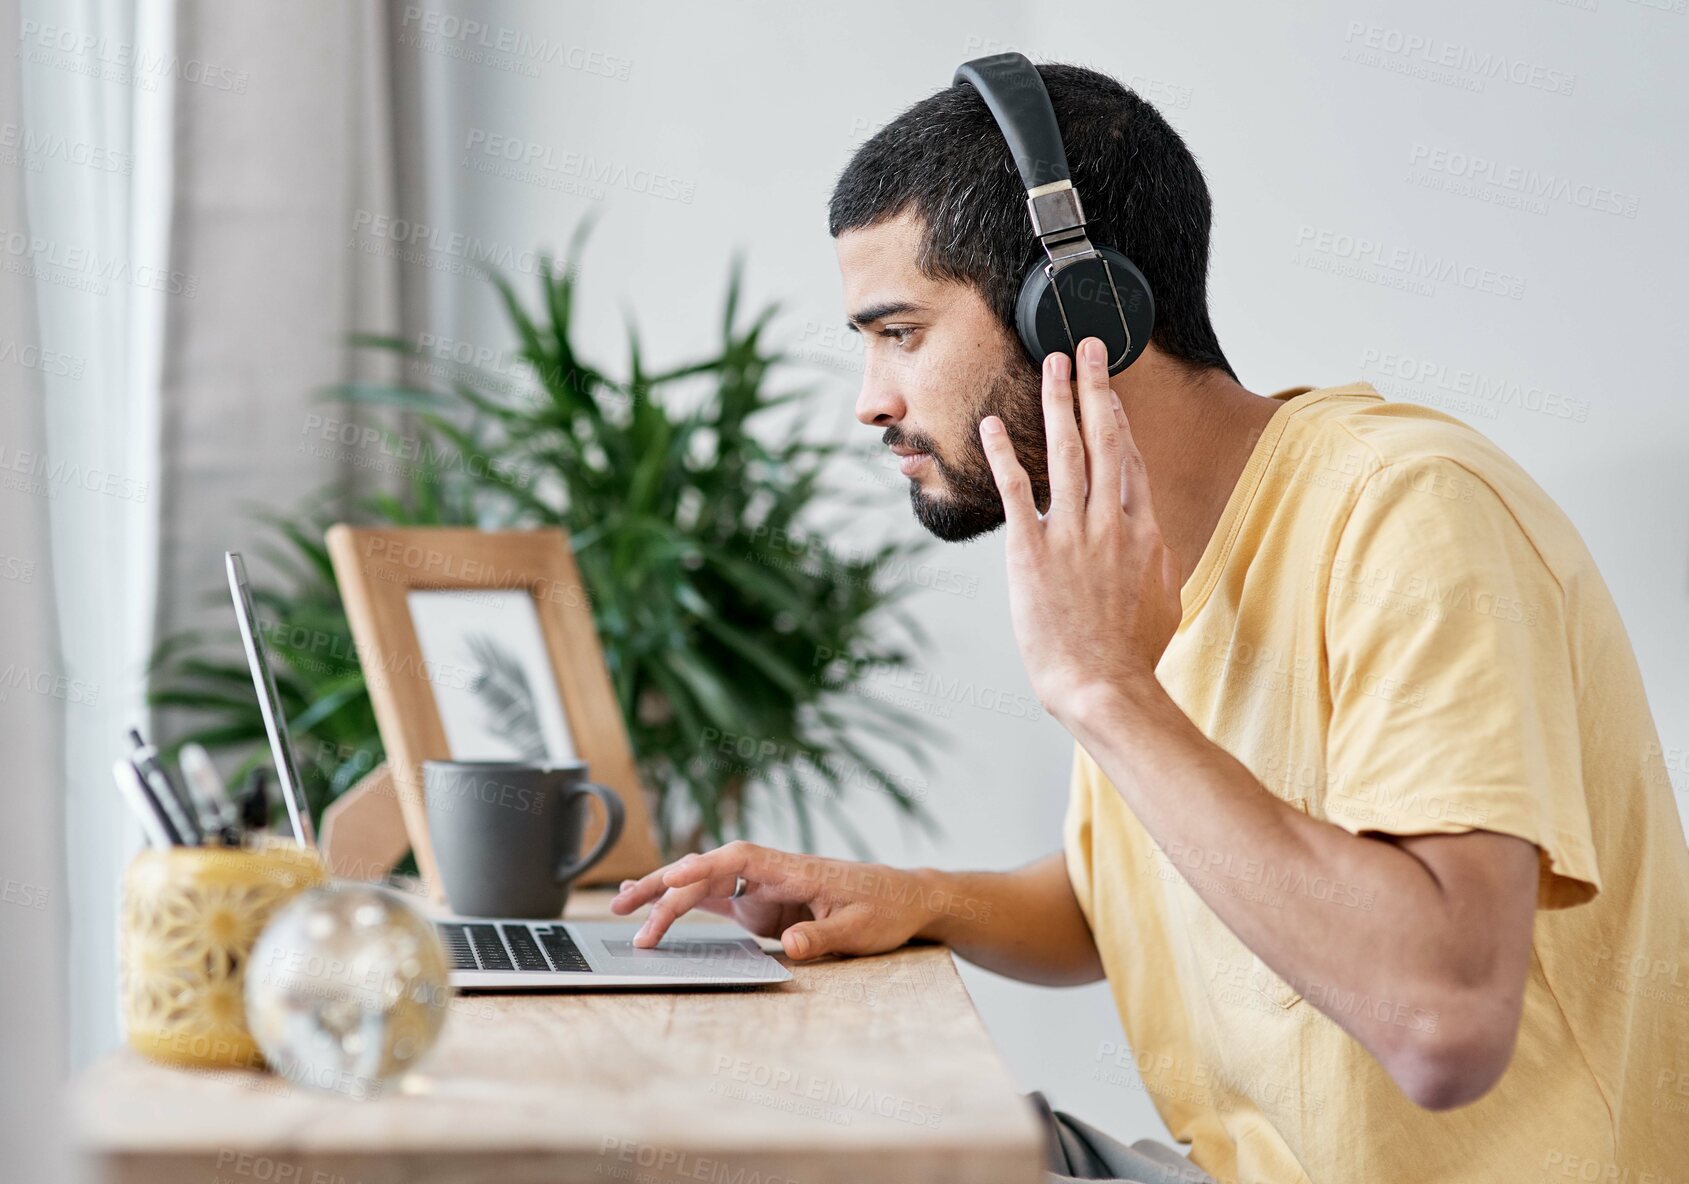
top-left (423, 760), bottom-right (625, 918)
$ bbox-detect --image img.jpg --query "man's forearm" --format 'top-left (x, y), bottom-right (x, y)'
top-left (1061, 681), bottom-right (1534, 1104)
top-left (911, 853), bottom-right (1104, 987)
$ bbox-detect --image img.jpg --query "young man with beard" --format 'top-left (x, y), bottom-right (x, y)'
top-left (613, 61), bottom-right (1689, 1183)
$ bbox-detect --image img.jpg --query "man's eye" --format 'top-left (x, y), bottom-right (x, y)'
top-left (878, 326), bottom-right (917, 345)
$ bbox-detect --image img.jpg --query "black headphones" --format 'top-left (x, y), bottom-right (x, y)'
top-left (953, 53), bottom-right (1155, 376)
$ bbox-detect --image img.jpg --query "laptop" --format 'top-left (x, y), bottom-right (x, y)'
top-left (226, 551), bottom-right (791, 991)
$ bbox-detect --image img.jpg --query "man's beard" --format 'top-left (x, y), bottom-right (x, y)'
top-left (885, 362), bottom-right (1048, 543)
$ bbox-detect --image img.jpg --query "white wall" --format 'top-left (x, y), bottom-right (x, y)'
top-left (397, 0), bottom-right (1689, 1145)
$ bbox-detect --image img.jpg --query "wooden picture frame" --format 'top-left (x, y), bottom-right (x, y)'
top-left (326, 525), bottom-right (662, 900)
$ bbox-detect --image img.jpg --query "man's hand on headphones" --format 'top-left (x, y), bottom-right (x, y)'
top-left (978, 336), bottom-right (1183, 728)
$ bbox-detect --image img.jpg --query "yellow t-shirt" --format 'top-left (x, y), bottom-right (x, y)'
top-left (1064, 381), bottom-right (1689, 1184)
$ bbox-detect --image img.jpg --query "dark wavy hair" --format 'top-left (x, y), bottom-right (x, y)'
top-left (828, 62), bottom-right (1235, 380)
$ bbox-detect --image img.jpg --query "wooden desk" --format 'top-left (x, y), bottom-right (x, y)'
top-left (74, 889), bottom-right (1044, 1183)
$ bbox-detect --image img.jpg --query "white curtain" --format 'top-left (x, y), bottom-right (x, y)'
top-left (0, 0), bottom-right (65, 1164)
top-left (153, 0), bottom-right (409, 653)
top-left (15, 0), bottom-right (174, 1070)
top-left (5, 0), bottom-right (421, 1084)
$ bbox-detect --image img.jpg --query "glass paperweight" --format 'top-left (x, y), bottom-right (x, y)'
top-left (245, 883), bottom-right (452, 1098)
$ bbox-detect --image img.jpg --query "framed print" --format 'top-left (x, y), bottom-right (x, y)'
top-left (326, 525), bottom-right (662, 898)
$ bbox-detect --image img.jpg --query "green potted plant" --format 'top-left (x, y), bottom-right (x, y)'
top-left (151, 245), bottom-right (938, 857)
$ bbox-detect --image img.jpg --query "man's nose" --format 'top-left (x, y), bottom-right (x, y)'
top-left (855, 371), bottom-right (905, 427)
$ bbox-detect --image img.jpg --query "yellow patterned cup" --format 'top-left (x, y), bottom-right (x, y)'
top-left (119, 842), bottom-right (327, 1069)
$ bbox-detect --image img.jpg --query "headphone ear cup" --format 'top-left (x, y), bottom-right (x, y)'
top-left (1015, 245), bottom-right (1155, 376)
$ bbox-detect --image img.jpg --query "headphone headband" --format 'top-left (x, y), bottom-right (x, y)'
top-left (954, 53), bottom-right (1093, 270)
top-left (952, 53), bottom-right (1071, 191)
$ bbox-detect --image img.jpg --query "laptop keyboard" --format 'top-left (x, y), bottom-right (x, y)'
top-left (438, 922), bottom-right (593, 973)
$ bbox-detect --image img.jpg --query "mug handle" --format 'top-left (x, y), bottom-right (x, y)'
top-left (553, 781), bottom-right (625, 885)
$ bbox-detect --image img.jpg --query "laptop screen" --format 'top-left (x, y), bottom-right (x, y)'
top-left (226, 551), bottom-right (315, 847)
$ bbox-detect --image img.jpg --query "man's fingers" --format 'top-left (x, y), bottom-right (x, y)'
top-left (617, 840), bottom-right (786, 935)
top-left (632, 879), bottom-right (717, 948)
top-left (661, 841), bottom-right (782, 892)
top-left (1075, 338), bottom-right (1123, 509)
top-left (1040, 352), bottom-right (1086, 516)
top-left (662, 867), bottom-right (742, 900)
top-left (609, 867), bottom-right (671, 913)
top-left (631, 871), bottom-right (743, 952)
top-left (781, 914), bottom-right (859, 961)
top-left (1109, 386), bottom-right (1157, 523)
top-left (979, 415), bottom-right (1040, 533)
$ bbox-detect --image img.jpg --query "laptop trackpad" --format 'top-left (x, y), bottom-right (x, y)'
top-left (599, 938), bottom-right (770, 978)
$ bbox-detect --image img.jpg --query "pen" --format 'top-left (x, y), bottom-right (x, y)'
top-left (180, 742), bottom-right (241, 845)
top-left (128, 728), bottom-right (205, 846)
top-left (240, 767), bottom-right (270, 835)
top-left (111, 758), bottom-right (182, 847)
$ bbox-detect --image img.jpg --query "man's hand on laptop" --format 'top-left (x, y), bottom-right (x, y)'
top-left (610, 842), bottom-right (927, 959)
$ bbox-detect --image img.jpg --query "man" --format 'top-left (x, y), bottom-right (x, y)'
top-left (613, 63), bottom-right (1688, 1183)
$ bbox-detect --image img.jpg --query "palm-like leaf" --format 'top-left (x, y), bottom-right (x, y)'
top-left (464, 632), bottom-right (547, 762)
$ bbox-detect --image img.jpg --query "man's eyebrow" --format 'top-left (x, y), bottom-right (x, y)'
top-left (845, 300), bottom-right (927, 332)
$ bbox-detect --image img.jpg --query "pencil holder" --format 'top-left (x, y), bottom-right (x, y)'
top-left (119, 841), bottom-right (327, 1070)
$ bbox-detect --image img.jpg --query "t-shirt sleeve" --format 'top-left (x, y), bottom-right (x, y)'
top-left (1063, 745), bottom-right (1099, 925)
top-left (1321, 456), bottom-right (1600, 909)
